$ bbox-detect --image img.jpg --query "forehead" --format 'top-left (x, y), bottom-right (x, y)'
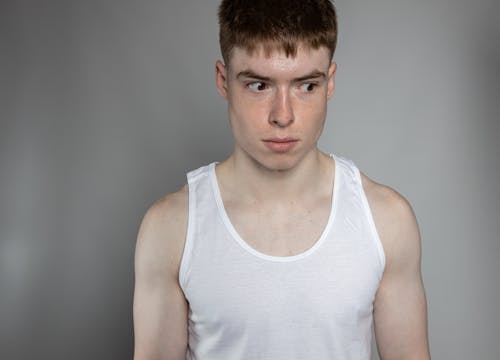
top-left (228, 44), bottom-right (331, 78)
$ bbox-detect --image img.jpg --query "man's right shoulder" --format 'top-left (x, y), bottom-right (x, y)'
top-left (135, 184), bottom-right (189, 279)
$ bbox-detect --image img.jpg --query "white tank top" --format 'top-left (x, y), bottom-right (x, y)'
top-left (179, 153), bottom-right (385, 360)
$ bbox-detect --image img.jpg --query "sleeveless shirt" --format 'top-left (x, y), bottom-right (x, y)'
top-left (179, 153), bottom-right (386, 360)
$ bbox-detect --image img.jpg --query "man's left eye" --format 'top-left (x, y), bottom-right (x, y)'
top-left (299, 83), bottom-right (317, 92)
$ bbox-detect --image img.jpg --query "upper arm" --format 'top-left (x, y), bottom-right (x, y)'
top-left (362, 173), bottom-right (430, 360)
top-left (133, 186), bottom-right (189, 360)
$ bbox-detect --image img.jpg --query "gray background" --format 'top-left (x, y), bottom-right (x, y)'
top-left (1, 0), bottom-right (499, 359)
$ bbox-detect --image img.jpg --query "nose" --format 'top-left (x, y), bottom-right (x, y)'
top-left (269, 88), bottom-right (294, 127)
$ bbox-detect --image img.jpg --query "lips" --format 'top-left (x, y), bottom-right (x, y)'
top-left (262, 138), bottom-right (299, 152)
top-left (262, 137), bottom-right (298, 143)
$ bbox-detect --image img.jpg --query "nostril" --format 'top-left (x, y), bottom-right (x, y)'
top-left (271, 117), bottom-right (293, 127)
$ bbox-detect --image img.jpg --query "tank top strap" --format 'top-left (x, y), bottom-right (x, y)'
top-left (331, 153), bottom-right (386, 272)
top-left (186, 162), bottom-right (214, 185)
top-left (180, 162), bottom-right (217, 288)
top-left (330, 153), bottom-right (359, 184)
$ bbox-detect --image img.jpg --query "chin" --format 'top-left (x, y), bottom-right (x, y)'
top-left (254, 153), bottom-right (301, 172)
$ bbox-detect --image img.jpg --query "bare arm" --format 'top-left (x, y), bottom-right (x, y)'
top-left (363, 174), bottom-right (430, 359)
top-left (133, 187), bottom-right (189, 360)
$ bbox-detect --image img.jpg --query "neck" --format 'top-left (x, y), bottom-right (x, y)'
top-left (215, 147), bottom-right (333, 205)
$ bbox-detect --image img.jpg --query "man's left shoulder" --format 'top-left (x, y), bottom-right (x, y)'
top-left (359, 171), bottom-right (416, 223)
top-left (359, 171), bottom-right (421, 266)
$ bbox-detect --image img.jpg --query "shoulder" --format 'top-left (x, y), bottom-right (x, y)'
top-left (359, 171), bottom-right (416, 228)
top-left (135, 184), bottom-right (189, 281)
top-left (359, 171), bottom-right (422, 271)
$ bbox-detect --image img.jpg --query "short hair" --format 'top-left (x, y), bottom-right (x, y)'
top-left (218, 0), bottom-right (338, 65)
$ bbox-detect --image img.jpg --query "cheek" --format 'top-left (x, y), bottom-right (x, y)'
top-left (228, 93), bottom-right (269, 128)
top-left (297, 99), bottom-right (327, 125)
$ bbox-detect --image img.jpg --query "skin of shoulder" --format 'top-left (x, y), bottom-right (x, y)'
top-left (133, 184), bottom-right (189, 360)
top-left (360, 171), bottom-right (431, 359)
top-left (359, 171), bottom-right (422, 279)
top-left (359, 171), bottom-right (417, 255)
top-left (136, 184), bottom-right (189, 279)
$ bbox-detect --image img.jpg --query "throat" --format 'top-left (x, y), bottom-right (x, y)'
top-left (217, 151), bottom-right (334, 204)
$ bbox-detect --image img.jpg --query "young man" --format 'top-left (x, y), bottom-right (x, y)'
top-left (133, 0), bottom-right (430, 359)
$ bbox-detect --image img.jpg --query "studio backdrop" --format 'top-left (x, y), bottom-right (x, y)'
top-left (1, 0), bottom-right (499, 359)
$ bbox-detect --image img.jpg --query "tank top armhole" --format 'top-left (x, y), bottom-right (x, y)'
top-left (351, 162), bottom-right (386, 275)
top-left (178, 173), bottom-right (197, 292)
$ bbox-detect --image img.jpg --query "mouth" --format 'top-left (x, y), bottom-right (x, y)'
top-left (262, 137), bottom-right (299, 143)
top-left (262, 138), bottom-right (299, 152)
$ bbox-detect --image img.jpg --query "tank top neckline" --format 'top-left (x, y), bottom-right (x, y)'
top-left (208, 153), bottom-right (341, 262)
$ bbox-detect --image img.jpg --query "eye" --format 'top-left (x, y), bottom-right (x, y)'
top-left (247, 82), bottom-right (269, 92)
top-left (299, 82), bottom-right (318, 92)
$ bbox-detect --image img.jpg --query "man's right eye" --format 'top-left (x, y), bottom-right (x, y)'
top-left (247, 82), bottom-right (268, 92)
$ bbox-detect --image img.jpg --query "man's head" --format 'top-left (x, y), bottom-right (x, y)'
top-left (215, 0), bottom-right (338, 171)
top-left (218, 0), bottom-right (338, 66)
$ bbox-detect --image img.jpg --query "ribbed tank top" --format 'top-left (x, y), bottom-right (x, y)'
top-left (179, 153), bottom-right (386, 360)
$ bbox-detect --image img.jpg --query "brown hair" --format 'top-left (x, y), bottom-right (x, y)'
top-left (218, 0), bottom-right (338, 65)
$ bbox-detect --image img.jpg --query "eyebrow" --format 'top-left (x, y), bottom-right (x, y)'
top-left (236, 69), bottom-right (327, 82)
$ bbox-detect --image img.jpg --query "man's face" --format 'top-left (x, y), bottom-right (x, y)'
top-left (215, 43), bottom-right (336, 171)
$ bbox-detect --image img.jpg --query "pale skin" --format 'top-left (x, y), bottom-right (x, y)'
top-left (133, 44), bottom-right (430, 359)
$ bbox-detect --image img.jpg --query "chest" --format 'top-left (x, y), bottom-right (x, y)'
top-left (225, 196), bottom-right (332, 257)
top-left (184, 238), bottom-right (382, 347)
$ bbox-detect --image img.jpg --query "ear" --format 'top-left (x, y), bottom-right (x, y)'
top-left (215, 60), bottom-right (228, 98)
top-left (327, 61), bottom-right (337, 99)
